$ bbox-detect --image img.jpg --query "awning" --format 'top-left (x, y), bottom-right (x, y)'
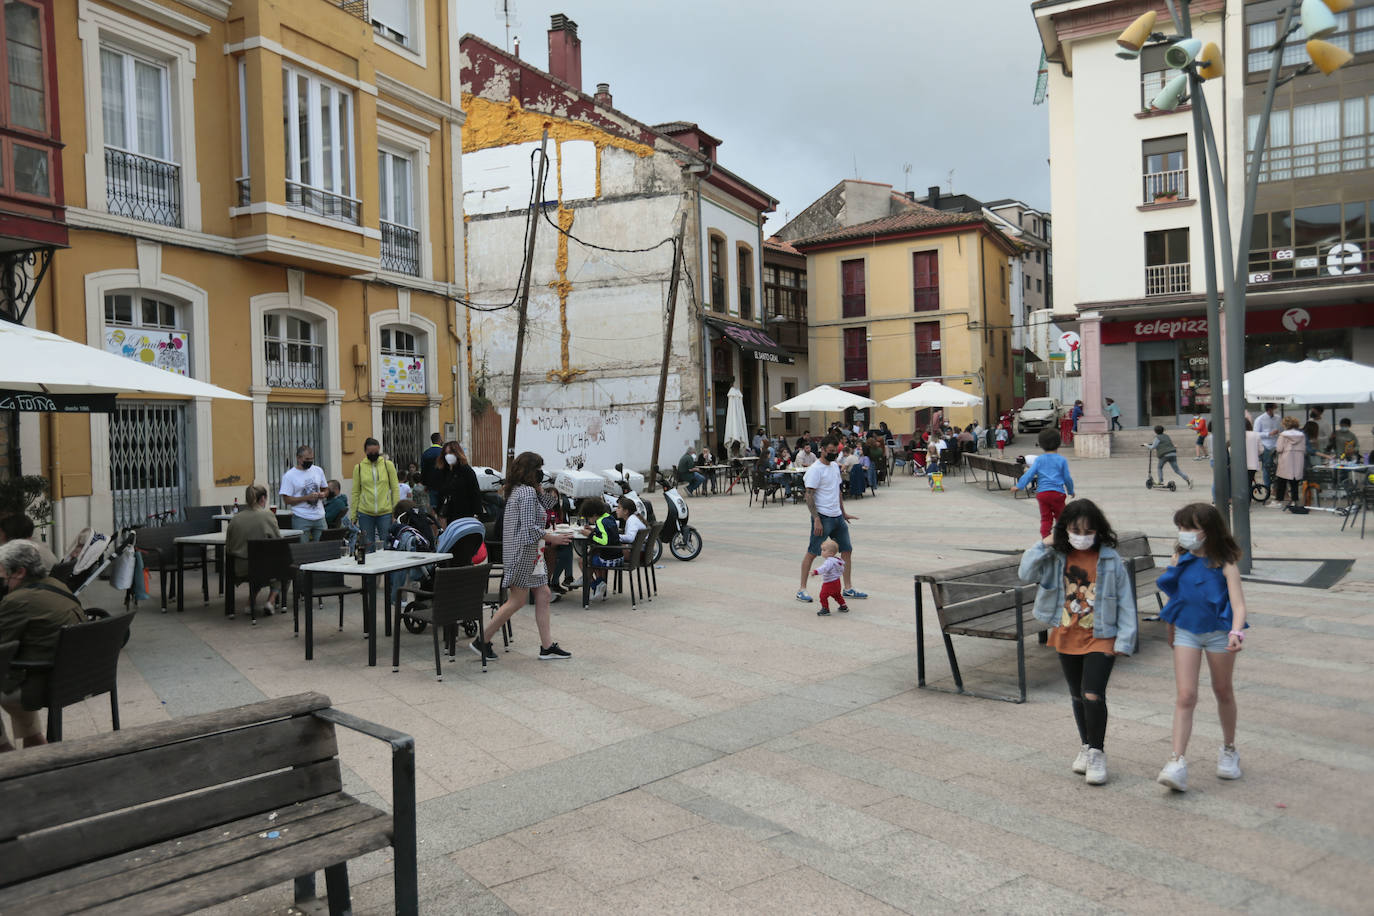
top-left (707, 318), bottom-right (795, 365)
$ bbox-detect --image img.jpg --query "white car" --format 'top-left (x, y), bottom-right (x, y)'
top-left (1016, 398), bottom-right (1062, 434)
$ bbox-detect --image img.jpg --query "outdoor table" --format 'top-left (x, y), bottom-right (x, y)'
top-left (565, 526), bottom-right (638, 609)
top-left (698, 464), bottom-right (731, 494)
top-left (298, 550), bottom-right (451, 666)
top-left (175, 529), bottom-right (303, 614)
top-left (1313, 464), bottom-right (1373, 513)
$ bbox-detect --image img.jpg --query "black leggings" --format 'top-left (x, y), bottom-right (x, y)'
top-left (1058, 651), bottom-right (1116, 750)
top-left (1274, 477), bottom-right (1300, 502)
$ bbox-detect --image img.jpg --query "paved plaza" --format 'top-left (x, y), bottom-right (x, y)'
top-left (56, 444), bottom-right (1374, 915)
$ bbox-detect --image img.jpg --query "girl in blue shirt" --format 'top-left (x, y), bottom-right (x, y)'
top-left (1155, 503), bottom-right (1249, 793)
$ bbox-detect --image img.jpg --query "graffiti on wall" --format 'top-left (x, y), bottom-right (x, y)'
top-left (513, 407), bottom-right (701, 471)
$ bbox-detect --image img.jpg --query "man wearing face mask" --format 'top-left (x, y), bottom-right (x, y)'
top-left (279, 445), bottom-right (329, 541)
top-left (350, 437), bottom-right (400, 551)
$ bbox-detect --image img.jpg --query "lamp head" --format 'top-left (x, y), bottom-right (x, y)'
top-left (1151, 73), bottom-right (1189, 112)
top-left (1301, 0), bottom-right (1339, 39)
top-left (1197, 42), bottom-right (1224, 81)
top-left (1116, 10), bottom-right (1157, 52)
top-left (1164, 38), bottom-right (1203, 70)
top-left (1115, 46), bottom-right (1141, 61)
top-left (1321, 0), bottom-right (1354, 11)
top-left (1307, 38), bottom-right (1354, 74)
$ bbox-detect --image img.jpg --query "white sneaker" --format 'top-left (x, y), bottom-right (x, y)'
top-left (1071, 744), bottom-right (1090, 775)
top-left (592, 581), bottom-right (607, 602)
top-left (1217, 745), bottom-right (1242, 780)
top-left (1157, 755), bottom-right (1188, 792)
top-left (1085, 749), bottom-right (1108, 786)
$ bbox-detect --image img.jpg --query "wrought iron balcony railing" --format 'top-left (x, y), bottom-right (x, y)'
top-left (380, 221), bottom-right (421, 275)
top-left (105, 147), bottom-right (182, 227)
top-left (285, 180), bottom-right (360, 224)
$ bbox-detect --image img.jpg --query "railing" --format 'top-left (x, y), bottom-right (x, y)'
top-left (842, 292), bottom-right (866, 318)
top-left (236, 177), bottom-right (251, 207)
top-left (105, 148), bottom-right (182, 227)
top-left (265, 344), bottom-right (325, 389)
top-left (1145, 262), bottom-right (1191, 296)
top-left (1144, 169), bottom-right (1188, 203)
top-left (739, 286), bottom-right (752, 320)
top-left (711, 276), bottom-right (725, 311)
top-left (285, 180), bottom-right (360, 224)
top-left (380, 221), bottom-right (421, 275)
top-left (332, 0), bottom-right (368, 21)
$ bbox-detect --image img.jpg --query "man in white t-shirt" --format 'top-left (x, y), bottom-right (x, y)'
top-left (795, 443), bottom-right (817, 468)
top-left (279, 445), bottom-right (328, 541)
top-left (796, 435), bottom-right (866, 604)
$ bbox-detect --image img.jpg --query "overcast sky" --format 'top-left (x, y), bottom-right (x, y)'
top-left (465, 1), bottom-right (1051, 231)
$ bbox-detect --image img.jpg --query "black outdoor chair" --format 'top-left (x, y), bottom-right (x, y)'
top-left (392, 564), bottom-right (492, 678)
top-left (134, 522), bottom-right (205, 611)
top-left (181, 505), bottom-right (222, 529)
top-left (610, 529), bottom-right (650, 609)
top-left (289, 540), bottom-right (364, 636)
top-left (11, 610), bottom-right (134, 742)
top-left (644, 521), bottom-right (664, 597)
top-left (0, 640), bottom-right (17, 697)
top-left (321, 526), bottom-right (349, 542)
top-left (749, 468), bottom-right (780, 507)
top-left (228, 538), bottom-right (295, 624)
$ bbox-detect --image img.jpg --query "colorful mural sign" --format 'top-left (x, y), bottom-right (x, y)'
top-left (379, 353), bottom-right (425, 394)
top-left (104, 328), bottom-right (189, 375)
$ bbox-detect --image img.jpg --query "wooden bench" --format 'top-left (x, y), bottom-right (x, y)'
top-left (914, 532), bottom-right (1165, 703)
top-left (0, 692), bottom-right (417, 915)
top-left (961, 452), bottom-right (1028, 494)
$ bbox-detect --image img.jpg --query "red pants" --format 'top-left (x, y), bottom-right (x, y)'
top-left (996, 442), bottom-right (1005, 452)
top-left (1037, 490), bottom-right (1066, 537)
top-left (819, 578), bottom-right (844, 610)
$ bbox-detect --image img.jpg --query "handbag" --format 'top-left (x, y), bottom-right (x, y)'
top-left (109, 544), bottom-right (136, 590)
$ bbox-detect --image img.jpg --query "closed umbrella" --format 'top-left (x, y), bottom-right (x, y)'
top-left (723, 386), bottom-right (748, 449)
top-left (0, 320), bottom-right (250, 403)
top-left (1222, 358), bottom-right (1374, 404)
top-left (881, 381), bottom-right (984, 410)
top-left (770, 384), bottom-right (876, 413)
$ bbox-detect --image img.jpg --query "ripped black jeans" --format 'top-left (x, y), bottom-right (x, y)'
top-left (1058, 651), bottom-right (1116, 750)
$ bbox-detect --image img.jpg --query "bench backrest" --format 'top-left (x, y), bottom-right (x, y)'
top-left (0, 692), bottom-right (339, 888)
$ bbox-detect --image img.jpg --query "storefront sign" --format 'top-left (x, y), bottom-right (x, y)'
top-left (0, 390), bottom-right (118, 413)
top-left (378, 353), bottom-right (425, 394)
top-left (1101, 303), bottom-right (1373, 344)
top-left (104, 328), bottom-right (189, 375)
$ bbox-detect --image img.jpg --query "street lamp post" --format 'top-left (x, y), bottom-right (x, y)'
top-left (1117, 0), bottom-right (1352, 573)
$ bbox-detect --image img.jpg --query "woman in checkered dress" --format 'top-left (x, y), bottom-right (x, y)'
top-left (471, 451), bottom-right (578, 661)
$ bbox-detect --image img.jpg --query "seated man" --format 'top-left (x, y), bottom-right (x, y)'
top-left (676, 448), bottom-right (706, 496)
top-left (0, 539), bottom-right (86, 751)
top-left (324, 479), bottom-right (350, 528)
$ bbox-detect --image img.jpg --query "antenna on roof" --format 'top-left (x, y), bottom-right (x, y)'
top-left (495, 0), bottom-right (520, 52)
top-left (946, 169), bottom-right (955, 194)
top-left (853, 154), bottom-right (859, 179)
top-left (903, 163), bottom-right (912, 193)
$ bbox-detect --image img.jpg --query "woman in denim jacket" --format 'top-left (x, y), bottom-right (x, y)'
top-left (1019, 499), bottom-right (1137, 786)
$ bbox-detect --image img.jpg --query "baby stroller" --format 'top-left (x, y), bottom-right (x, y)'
top-left (52, 527), bottom-right (141, 603)
top-left (397, 517), bottom-right (489, 635)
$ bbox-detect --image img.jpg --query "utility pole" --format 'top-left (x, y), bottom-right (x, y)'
top-left (648, 212), bottom-right (688, 492)
top-left (505, 129), bottom-right (548, 475)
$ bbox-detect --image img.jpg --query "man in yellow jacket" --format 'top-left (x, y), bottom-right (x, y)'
top-left (350, 437), bottom-right (400, 551)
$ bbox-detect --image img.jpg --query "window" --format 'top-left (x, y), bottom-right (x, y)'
top-left (999, 265), bottom-right (1006, 303)
top-left (1143, 136), bottom-right (1189, 203)
top-left (371, 0), bottom-right (412, 47)
top-left (106, 292), bottom-right (176, 329)
top-left (843, 327), bottom-right (867, 381)
top-left (379, 326), bottom-right (427, 395)
top-left (1035, 251), bottom-right (1041, 264)
top-left (764, 265), bottom-right (806, 322)
top-left (1246, 93), bottom-right (1374, 183)
top-left (1145, 228), bottom-right (1190, 295)
top-left (101, 46), bottom-right (181, 225)
top-left (914, 322), bottom-right (940, 379)
top-left (841, 259), bottom-right (865, 317)
top-left (378, 148), bottom-right (419, 274)
top-left (1024, 274), bottom-right (1030, 290)
top-left (1247, 8), bottom-right (1374, 74)
top-left (1036, 278), bottom-right (1043, 293)
top-left (1140, 44), bottom-right (1170, 110)
top-left (738, 245), bottom-right (753, 319)
top-left (5, 1), bottom-right (44, 133)
top-left (264, 312), bottom-right (324, 388)
top-left (709, 235), bottom-right (725, 311)
top-left (103, 292), bottom-right (189, 375)
top-left (282, 65), bottom-right (356, 223)
top-left (912, 251), bottom-right (938, 312)
top-left (1248, 200), bottom-right (1372, 284)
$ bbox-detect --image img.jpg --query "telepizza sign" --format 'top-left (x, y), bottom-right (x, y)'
top-left (1101, 304), bottom-right (1373, 344)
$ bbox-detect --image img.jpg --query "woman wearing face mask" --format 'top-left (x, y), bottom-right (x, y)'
top-left (349, 437), bottom-right (400, 551)
top-left (1154, 502), bottom-right (1248, 793)
top-left (1019, 499), bottom-right (1137, 786)
top-left (435, 440), bottom-right (482, 524)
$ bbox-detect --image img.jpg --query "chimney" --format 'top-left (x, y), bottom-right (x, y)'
top-left (927, 185), bottom-right (941, 208)
top-left (513, 36), bottom-right (520, 59)
top-left (547, 13), bottom-right (581, 91)
top-left (905, 190), bottom-right (915, 201)
top-left (594, 82), bottom-right (612, 107)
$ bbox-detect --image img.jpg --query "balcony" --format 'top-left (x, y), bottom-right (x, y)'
top-left (105, 148), bottom-right (182, 227)
top-left (236, 177), bottom-right (251, 207)
top-left (1145, 262), bottom-right (1191, 297)
top-left (1143, 169), bottom-right (1188, 204)
top-left (265, 344), bottom-right (324, 389)
top-left (380, 221), bottom-right (421, 275)
top-left (739, 286), bottom-right (752, 320)
top-left (332, 0), bottom-right (369, 20)
top-left (285, 180), bottom-right (359, 224)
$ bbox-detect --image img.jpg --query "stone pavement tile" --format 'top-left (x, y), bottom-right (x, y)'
top-left (577, 683), bottom-right (651, 713)
top-left (413, 698), bottom-right (550, 752)
top-left (665, 692), bottom-right (848, 754)
top-left (510, 825), bottom-right (669, 891)
top-left (617, 703), bottom-right (692, 730)
top-left (677, 796), bottom-right (790, 843)
top-left (487, 739), bottom-right (576, 770)
top-left (848, 829), bottom-right (1025, 902)
top-left (640, 776), bottom-right (707, 806)
top-left (487, 868), bottom-right (607, 916)
top-left (1109, 877), bottom-right (1236, 916)
top-left (779, 761), bottom-right (899, 809)
top-left (577, 788), bottom-right (708, 843)
top-left (725, 744), bottom-right (813, 779)
top-left (730, 866), bottom-right (908, 916)
top-left (755, 793), bottom-right (903, 850)
top-left (596, 867), bottom-right (750, 915)
top-left (763, 831), bottom-right (960, 914)
top-left (1285, 852), bottom-right (1374, 913)
top-left (450, 836), bottom-right (555, 887)
top-left (642, 822), bottom-right (799, 891)
top-left (966, 876), bottom-right (1112, 915)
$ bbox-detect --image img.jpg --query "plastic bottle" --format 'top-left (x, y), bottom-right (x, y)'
top-left (232, 497), bottom-right (239, 515)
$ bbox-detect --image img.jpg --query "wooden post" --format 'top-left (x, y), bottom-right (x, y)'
top-left (648, 212), bottom-right (688, 492)
top-left (505, 129), bottom-right (549, 475)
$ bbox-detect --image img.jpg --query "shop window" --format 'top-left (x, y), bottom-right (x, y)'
top-left (1248, 200), bottom-right (1371, 284)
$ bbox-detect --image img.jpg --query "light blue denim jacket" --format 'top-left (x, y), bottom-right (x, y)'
top-left (1017, 540), bottom-right (1138, 655)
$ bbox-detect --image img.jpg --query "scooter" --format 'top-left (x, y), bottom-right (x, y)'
top-left (603, 464), bottom-right (662, 563)
top-left (1143, 446), bottom-right (1178, 492)
top-left (656, 472), bottom-right (702, 561)
top-left (471, 465), bottom-right (505, 519)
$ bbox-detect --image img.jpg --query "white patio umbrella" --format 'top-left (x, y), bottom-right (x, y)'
top-left (0, 320), bottom-right (250, 402)
top-left (1222, 358), bottom-right (1374, 404)
top-left (723, 386), bottom-right (748, 449)
top-left (770, 383), bottom-right (876, 413)
top-left (881, 381), bottom-right (984, 410)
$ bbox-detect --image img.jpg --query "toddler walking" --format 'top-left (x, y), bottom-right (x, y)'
top-left (811, 538), bottom-right (849, 616)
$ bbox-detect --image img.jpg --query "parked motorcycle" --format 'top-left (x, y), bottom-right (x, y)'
top-left (656, 472), bottom-right (702, 561)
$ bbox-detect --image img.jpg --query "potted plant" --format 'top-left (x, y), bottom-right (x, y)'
top-left (1153, 188), bottom-right (1179, 203)
top-left (0, 474), bottom-right (53, 542)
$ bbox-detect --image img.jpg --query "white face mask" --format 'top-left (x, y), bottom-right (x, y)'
top-left (444, 453), bottom-right (457, 466)
top-left (1178, 530), bottom-right (1204, 550)
top-left (1067, 532), bottom-right (1096, 551)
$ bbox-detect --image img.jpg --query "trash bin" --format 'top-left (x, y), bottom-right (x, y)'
top-left (1060, 416), bottom-right (1075, 445)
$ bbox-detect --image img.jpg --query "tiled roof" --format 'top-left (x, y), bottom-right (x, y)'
top-left (653, 121), bottom-right (695, 133)
top-left (764, 236), bottom-right (801, 255)
top-left (790, 206), bottom-right (982, 249)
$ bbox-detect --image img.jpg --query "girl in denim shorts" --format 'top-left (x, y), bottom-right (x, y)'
top-left (1155, 503), bottom-right (1250, 792)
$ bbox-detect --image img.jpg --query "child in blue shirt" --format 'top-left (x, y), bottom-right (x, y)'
top-left (1014, 427), bottom-right (1075, 537)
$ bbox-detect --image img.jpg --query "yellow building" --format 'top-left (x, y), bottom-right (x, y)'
top-left (28, 0), bottom-right (467, 538)
top-left (791, 204), bottom-right (1020, 434)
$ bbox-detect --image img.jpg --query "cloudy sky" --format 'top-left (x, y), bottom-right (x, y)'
top-left (465, 1), bottom-right (1052, 231)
